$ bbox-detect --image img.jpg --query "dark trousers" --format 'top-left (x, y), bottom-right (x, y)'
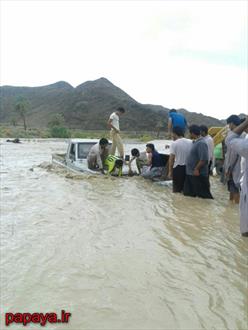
top-left (173, 165), bottom-right (186, 193)
top-left (183, 175), bottom-right (213, 199)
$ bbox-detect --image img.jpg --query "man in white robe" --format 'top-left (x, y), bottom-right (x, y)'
top-left (225, 117), bottom-right (248, 236)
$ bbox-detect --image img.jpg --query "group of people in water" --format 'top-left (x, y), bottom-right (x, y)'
top-left (86, 107), bottom-right (248, 237)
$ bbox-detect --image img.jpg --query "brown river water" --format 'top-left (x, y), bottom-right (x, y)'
top-left (1, 139), bottom-right (247, 330)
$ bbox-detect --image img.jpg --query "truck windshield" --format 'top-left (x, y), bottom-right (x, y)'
top-left (77, 143), bottom-right (95, 159)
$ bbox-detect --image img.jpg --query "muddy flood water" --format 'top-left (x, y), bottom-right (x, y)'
top-left (1, 139), bottom-right (248, 330)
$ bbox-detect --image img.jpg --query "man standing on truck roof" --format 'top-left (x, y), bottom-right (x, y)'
top-left (108, 107), bottom-right (125, 159)
top-left (168, 109), bottom-right (187, 137)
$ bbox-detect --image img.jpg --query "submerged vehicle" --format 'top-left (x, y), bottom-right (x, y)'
top-left (52, 138), bottom-right (171, 177)
top-left (52, 139), bottom-right (106, 174)
top-left (52, 139), bottom-right (130, 175)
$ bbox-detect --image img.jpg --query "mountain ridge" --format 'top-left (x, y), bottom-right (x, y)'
top-left (0, 78), bottom-right (224, 130)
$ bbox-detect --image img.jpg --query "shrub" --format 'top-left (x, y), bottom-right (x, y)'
top-left (50, 126), bottom-right (71, 138)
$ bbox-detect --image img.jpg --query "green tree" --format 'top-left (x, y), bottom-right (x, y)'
top-left (15, 97), bottom-right (29, 131)
top-left (10, 116), bottom-right (18, 127)
top-left (156, 120), bottom-right (164, 138)
top-left (50, 126), bottom-right (70, 138)
top-left (48, 113), bottom-right (65, 128)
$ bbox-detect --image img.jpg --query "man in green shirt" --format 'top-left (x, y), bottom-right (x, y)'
top-left (104, 155), bottom-right (123, 176)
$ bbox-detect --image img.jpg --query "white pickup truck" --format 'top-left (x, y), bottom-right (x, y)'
top-left (52, 138), bottom-right (171, 176)
top-left (52, 139), bottom-right (105, 174)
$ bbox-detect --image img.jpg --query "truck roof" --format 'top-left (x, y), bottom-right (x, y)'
top-left (147, 139), bottom-right (172, 155)
top-left (69, 139), bottom-right (100, 144)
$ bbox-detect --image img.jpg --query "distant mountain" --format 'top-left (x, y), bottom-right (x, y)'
top-left (0, 77), bottom-right (224, 131)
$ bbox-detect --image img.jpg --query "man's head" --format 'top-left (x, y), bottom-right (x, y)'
top-left (169, 109), bottom-right (177, 114)
top-left (99, 138), bottom-right (109, 148)
top-left (116, 107), bottom-right (125, 116)
top-left (189, 125), bottom-right (201, 140)
top-left (200, 125), bottom-right (208, 137)
top-left (131, 148), bottom-right (140, 157)
top-left (146, 143), bottom-right (155, 153)
top-left (226, 115), bottom-right (241, 131)
top-left (172, 126), bottom-right (184, 140)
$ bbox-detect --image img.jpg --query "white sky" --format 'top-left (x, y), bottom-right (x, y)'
top-left (0, 0), bottom-right (247, 119)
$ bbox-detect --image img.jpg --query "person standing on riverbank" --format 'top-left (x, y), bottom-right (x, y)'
top-left (225, 117), bottom-right (248, 237)
top-left (108, 107), bottom-right (125, 159)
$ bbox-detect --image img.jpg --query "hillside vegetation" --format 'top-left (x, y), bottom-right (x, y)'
top-left (0, 77), bottom-right (224, 133)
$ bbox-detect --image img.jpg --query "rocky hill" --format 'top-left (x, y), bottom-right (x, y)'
top-left (0, 77), bottom-right (224, 131)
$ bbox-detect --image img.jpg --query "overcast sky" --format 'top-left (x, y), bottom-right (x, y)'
top-left (0, 0), bottom-right (247, 119)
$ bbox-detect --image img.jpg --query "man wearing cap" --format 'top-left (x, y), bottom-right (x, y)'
top-left (183, 125), bottom-right (213, 199)
top-left (224, 115), bottom-right (243, 204)
top-left (225, 117), bottom-right (248, 237)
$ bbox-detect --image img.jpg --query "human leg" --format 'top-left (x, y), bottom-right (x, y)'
top-left (115, 133), bottom-right (124, 158)
top-left (172, 165), bottom-right (186, 193)
top-left (240, 191), bottom-right (248, 235)
top-left (183, 175), bottom-right (196, 197)
top-left (194, 176), bottom-right (214, 199)
top-left (110, 131), bottom-right (117, 155)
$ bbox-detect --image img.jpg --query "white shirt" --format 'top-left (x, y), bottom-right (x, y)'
top-left (226, 132), bottom-right (248, 233)
top-left (170, 138), bottom-right (192, 168)
top-left (240, 134), bottom-right (248, 184)
top-left (109, 112), bottom-right (120, 131)
top-left (204, 135), bottom-right (214, 162)
top-left (87, 143), bottom-right (104, 168)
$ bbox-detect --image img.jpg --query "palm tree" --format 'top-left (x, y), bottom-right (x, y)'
top-left (15, 97), bottom-right (29, 131)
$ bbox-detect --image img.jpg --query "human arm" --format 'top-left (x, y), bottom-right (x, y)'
top-left (107, 119), bottom-right (120, 133)
top-left (128, 157), bottom-right (135, 174)
top-left (107, 115), bottom-right (120, 133)
top-left (194, 142), bottom-right (208, 176)
top-left (168, 117), bottom-right (172, 135)
top-left (147, 153), bottom-right (152, 166)
top-left (184, 117), bottom-right (188, 129)
top-left (168, 154), bottom-right (175, 179)
top-left (193, 160), bottom-right (206, 176)
top-left (209, 138), bottom-right (215, 161)
top-left (225, 118), bottom-right (248, 159)
top-left (233, 117), bottom-right (248, 136)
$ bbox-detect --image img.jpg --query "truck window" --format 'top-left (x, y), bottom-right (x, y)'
top-left (69, 144), bottom-right (75, 160)
top-left (78, 143), bottom-right (94, 159)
